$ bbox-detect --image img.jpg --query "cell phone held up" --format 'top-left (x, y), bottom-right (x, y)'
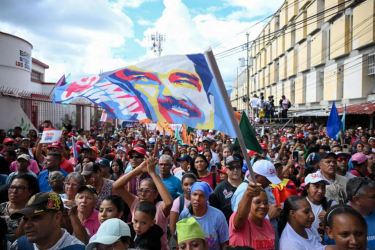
top-left (342, 144), bottom-right (349, 153)
top-left (292, 151), bottom-right (299, 162)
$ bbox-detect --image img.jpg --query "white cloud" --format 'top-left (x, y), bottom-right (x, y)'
top-left (110, 0), bottom-right (157, 9)
top-left (0, 0), bottom-right (135, 82)
top-left (223, 0), bottom-right (284, 20)
top-left (137, 17), bottom-right (153, 26)
top-left (136, 0), bottom-right (266, 88)
top-left (207, 6), bottom-right (221, 12)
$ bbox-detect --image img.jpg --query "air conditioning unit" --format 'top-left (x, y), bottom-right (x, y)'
top-left (368, 54), bottom-right (375, 76)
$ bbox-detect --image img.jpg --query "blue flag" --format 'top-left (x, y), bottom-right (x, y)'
top-left (327, 101), bottom-right (342, 139)
top-left (335, 105), bottom-right (346, 140)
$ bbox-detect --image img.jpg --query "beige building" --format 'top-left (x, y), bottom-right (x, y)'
top-left (231, 0), bottom-right (375, 113)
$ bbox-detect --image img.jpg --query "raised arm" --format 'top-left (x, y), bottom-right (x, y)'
top-left (113, 161), bottom-right (147, 208)
top-left (35, 138), bottom-right (45, 164)
top-left (173, 138), bottom-right (178, 165)
top-left (233, 182), bottom-right (262, 230)
top-left (145, 155), bottom-right (173, 217)
top-left (296, 156), bottom-right (306, 181)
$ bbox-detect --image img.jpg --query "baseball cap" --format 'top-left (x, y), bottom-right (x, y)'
top-left (197, 147), bottom-right (204, 152)
top-left (148, 138), bottom-right (156, 144)
top-left (252, 160), bottom-right (281, 184)
top-left (218, 169), bottom-right (227, 174)
top-left (190, 148), bottom-right (198, 153)
top-left (20, 138), bottom-right (30, 143)
top-left (81, 147), bottom-right (93, 154)
top-left (335, 152), bottom-right (351, 159)
top-left (225, 155), bottom-right (241, 165)
top-left (98, 158), bottom-right (110, 167)
top-left (3, 138), bottom-right (14, 144)
top-left (116, 147), bottom-right (126, 153)
top-left (86, 219), bottom-right (131, 250)
top-left (202, 137), bottom-right (211, 143)
top-left (297, 134), bottom-right (304, 138)
top-left (280, 137), bottom-right (288, 143)
top-left (77, 185), bottom-right (98, 195)
top-left (272, 159), bottom-right (282, 165)
top-left (352, 153), bottom-right (370, 164)
top-left (177, 154), bottom-right (192, 162)
top-left (307, 153), bottom-right (320, 165)
top-left (90, 146), bottom-right (98, 153)
top-left (81, 162), bottom-right (94, 176)
top-left (248, 150), bottom-right (258, 157)
top-left (127, 147), bottom-right (146, 156)
top-left (47, 141), bottom-right (64, 149)
top-left (305, 173), bottom-right (330, 185)
top-left (76, 141), bottom-right (84, 148)
top-left (89, 139), bottom-right (95, 144)
top-left (17, 154), bottom-right (30, 161)
top-left (260, 143), bottom-right (268, 150)
top-left (368, 137), bottom-right (375, 143)
top-left (111, 135), bottom-right (117, 140)
top-left (70, 146), bottom-right (81, 154)
top-left (63, 131), bottom-right (68, 135)
top-left (10, 192), bottom-right (64, 219)
top-left (318, 152), bottom-right (338, 162)
top-left (67, 132), bottom-right (74, 137)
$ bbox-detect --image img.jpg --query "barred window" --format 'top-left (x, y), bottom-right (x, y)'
top-left (31, 71), bottom-right (41, 81)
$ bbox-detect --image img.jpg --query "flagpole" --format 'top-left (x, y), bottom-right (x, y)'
top-left (204, 50), bottom-right (257, 184)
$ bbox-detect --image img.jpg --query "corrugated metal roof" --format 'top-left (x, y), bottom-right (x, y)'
top-left (337, 100), bottom-right (375, 115)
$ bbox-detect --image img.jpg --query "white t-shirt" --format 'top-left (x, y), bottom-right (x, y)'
top-left (175, 170), bottom-right (185, 180)
top-left (250, 98), bottom-right (260, 108)
top-left (280, 223), bottom-right (323, 250)
top-left (307, 197), bottom-right (338, 231)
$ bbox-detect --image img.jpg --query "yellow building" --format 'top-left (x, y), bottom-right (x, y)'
top-left (230, 0), bottom-right (375, 113)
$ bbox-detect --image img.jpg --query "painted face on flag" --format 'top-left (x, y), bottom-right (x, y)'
top-left (107, 55), bottom-right (214, 127)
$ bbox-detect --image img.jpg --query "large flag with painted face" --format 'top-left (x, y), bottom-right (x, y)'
top-left (53, 54), bottom-right (236, 137)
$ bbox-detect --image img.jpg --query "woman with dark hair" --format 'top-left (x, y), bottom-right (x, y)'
top-left (110, 159), bottom-right (124, 181)
top-left (279, 196), bottom-right (323, 250)
top-left (189, 155), bottom-right (220, 190)
top-left (179, 182), bottom-right (229, 249)
top-left (0, 174), bottom-right (39, 240)
top-left (356, 143), bottom-right (364, 153)
top-left (113, 155), bottom-right (173, 250)
top-left (302, 173), bottom-right (337, 237)
top-left (81, 162), bottom-right (114, 210)
top-left (203, 149), bottom-right (215, 172)
top-left (170, 173), bottom-right (197, 240)
top-left (311, 204), bottom-right (368, 250)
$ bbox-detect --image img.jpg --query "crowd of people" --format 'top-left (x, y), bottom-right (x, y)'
top-left (0, 120), bottom-right (373, 250)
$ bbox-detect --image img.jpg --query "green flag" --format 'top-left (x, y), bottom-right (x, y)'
top-left (234, 111), bottom-right (263, 154)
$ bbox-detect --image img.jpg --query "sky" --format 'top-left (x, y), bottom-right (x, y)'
top-left (0, 0), bottom-right (284, 90)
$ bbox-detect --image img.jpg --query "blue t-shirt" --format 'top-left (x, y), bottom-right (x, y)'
top-left (6, 171), bottom-right (37, 185)
top-left (161, 175), bottom-right (183, 200)
top-left (38, 168), bottom-right (68, 192)
top-left (179, 205), bottom-right (229, 250)
top-left (365, 211), bottom-right (375, 249)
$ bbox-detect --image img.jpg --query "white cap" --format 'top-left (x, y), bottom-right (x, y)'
top-left (252, 160), bottom-right (281, 184)
top-left (305, 173), bottom-right (330, 185)
top-left (209, 130), bottom-right (213, 133)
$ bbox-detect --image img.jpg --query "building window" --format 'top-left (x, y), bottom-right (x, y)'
top-left (31, 71), bottom-right (41, 81)
top-left (368, 54), bottom-right (375, 76)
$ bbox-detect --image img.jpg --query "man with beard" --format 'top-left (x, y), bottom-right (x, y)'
top-left (336, 152), bottom-right (356, 179)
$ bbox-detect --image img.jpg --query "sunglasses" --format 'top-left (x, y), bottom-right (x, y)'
top-left (337, 158), bottom-right (349, 163)
top-left (226, 165), bottom-right (242, 171)
top-left (129, 154), bottom-right (144, 159)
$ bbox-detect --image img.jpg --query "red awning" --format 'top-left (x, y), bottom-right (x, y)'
top-left (336, 101), bottom-right (375, 115)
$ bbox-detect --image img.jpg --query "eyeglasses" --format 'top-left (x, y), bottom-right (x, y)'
top-left (64, 182), bottom-right (79, 187)
top-left (226, 165), bottom-right (242, 171)
top-left (49, 176), bottom-right (64, 182)
top-left (9, 185), bottom-right (29, 193)
top-left (252, 200), bottom-right (270, 206)
top-left (337, 158), bottom-right (349, 163)
top-left (137, 189), bottom-right (156, 195)
top-left (129, 154), bottom-right (144, 159)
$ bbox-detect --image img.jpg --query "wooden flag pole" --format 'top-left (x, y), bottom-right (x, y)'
top-left (204, 50), bottom-right (257, 184)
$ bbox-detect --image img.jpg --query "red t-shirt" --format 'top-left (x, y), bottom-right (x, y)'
top-left (199, 172), bottom-right (221, 190)
top-left (229, 212), bottom-right (275, 249)
top-left (349, 169), bottom-right (370, 177)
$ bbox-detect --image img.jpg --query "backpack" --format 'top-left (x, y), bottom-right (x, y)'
top-left (287, 101), bottom-right (291, 108)
top-left (179, 194), bottom-right (185, 213)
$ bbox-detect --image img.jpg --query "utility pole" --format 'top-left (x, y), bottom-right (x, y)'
top-left (149, 32), bottom-right (166, 57)
top-left (245, 32), bottom-right (250, 118)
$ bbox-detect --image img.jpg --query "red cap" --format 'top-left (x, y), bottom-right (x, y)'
top-left (127, 147), bottom-right (147, 156)
top-left (63, 131), bottom-right (68, 135)
top-left (67, 132), bottom-right (74, 137)
top-left (198, 147), bottom-right (204, 152)
top-left (89, 139), bottom-right (95, 144)
top-left (218, 169), bottom-right (227, 174)
top-left (281, 137), bottom-right (288, 143)
top-left (278, 129), bottom-right (283, 133)
top-left (297, 134), bottom-right (304, 138)
top-left (260, 143), bottom-right (268, 150)
top-left (90, 146), bottom-right (98, 153)
top-left (3, 138), bottom-right (15, 144)
top-left (70, 146), bottom-right (81, 154)
top-left (108, 153), bottom-right (116, 157)
top-left (248, 150), bottom-right (258, 157)
top-left (76, 141), bottom-right (84, 147)
top-left (47, 141), bottom-right (64, 149)
top-left (111, 148), bottom-right (116, 152)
